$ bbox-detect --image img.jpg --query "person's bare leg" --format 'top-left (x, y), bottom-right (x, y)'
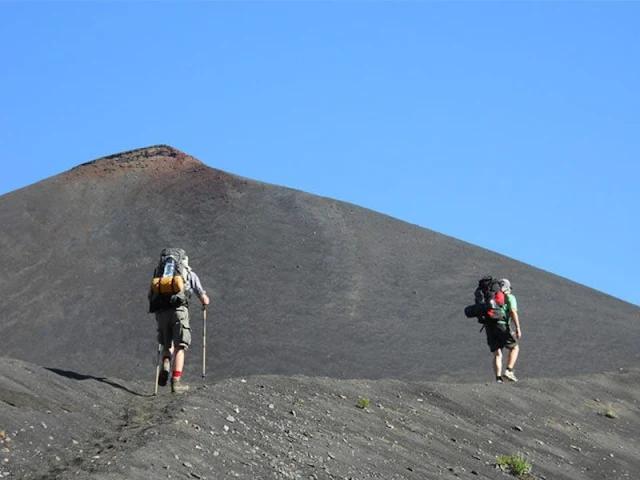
top-left (171, 347), bottom-right (189, 393)
top-left (158, 342), bottom-right (172, 387)
top-left (493, 349), bottom-right (503, 378)
top-left (506, 345), bottom-right (519, 370)
top-left (163, 344), bottom-right (174, 368)
top-left (174, 347), bottom-right (185, 373)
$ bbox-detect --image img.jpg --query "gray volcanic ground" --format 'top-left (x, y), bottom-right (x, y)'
top-left (1, 146), bottom-right (639, 479)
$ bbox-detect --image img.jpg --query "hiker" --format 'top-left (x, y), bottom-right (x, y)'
top-left (149, 249), bottom-right (210, 393)
top-left (485, 278), bottom-right (521, 382)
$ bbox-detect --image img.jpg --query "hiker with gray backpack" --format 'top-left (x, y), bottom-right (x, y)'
top-left (149, 248), bottom-right (210, 393)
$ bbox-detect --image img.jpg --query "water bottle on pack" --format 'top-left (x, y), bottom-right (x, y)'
top-left (162, 258), bottom-right (176, 277)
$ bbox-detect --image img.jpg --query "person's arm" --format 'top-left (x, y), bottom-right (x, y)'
top-left (189, 271), bottom-right (210, 308)
top-left (511, 309), bottom-right (521, 339)
top-left (507, 293), bottom-right (521, 339)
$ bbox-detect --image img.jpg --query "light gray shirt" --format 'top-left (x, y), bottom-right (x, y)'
top-left (186, 269), bottom-right (206, 299)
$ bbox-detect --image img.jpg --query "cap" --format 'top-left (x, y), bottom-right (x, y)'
top-left (500, 278), bottom-right (512, 292)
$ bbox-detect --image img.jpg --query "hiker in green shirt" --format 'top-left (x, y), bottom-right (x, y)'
top-left (485, 278), bottom-right (522, 382)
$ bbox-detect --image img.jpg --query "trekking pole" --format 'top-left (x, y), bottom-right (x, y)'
top-left (202, 307), bottom-right (207, 378)
top-left (154, 343), bottom-right (162, 395)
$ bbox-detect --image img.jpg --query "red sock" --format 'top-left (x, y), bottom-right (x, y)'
top-left (172, 371), bottom-right (182, 379)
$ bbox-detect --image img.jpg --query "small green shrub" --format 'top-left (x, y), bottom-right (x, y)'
top-left (496, 454), bottom-right (532, 476)
top-left (357, 397), bottom-right (370, 409)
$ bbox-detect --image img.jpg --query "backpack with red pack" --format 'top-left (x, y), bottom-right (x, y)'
top-left (464, 276), bottom-right (506, 324)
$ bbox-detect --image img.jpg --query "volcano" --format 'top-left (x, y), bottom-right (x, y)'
top-left (1, 145), bottom-right (638, 383)
top-left (1, 145), bottom-right (639, 480)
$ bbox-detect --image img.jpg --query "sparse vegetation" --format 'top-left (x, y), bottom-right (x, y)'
top-left (496, 454), bottom-right (532, 477)
top-left (596, 402), bottom-right (618, 419)
top-left (357, 397), bottom-right (370, 409)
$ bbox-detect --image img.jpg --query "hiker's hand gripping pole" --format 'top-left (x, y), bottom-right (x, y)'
top-left (202, 307), bottom-right (207, 378)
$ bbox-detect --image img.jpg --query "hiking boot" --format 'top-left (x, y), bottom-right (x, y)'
top-left (171, 377), bottom-right (190, 394)
top-left (503, 369), bottom-right (518, 382)
top-left (158, 358), bottom-right (170, 387)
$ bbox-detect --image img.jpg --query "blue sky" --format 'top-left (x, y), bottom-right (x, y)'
top-left (1, 2), bottom-right (638, 307)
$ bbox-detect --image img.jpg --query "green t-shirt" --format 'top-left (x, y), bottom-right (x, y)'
top-left (500, 293), bottom-right (517, 324)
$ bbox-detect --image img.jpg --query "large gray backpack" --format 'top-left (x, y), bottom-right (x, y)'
top-left (149, 248), bottom-right (191, 312)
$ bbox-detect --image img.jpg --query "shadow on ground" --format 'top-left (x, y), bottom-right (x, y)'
top-left (46, 368), bottom-right (146, 397)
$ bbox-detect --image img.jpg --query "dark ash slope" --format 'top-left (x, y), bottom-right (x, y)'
top-left (0, 145), bottom-right (638, 384)
top-left (2, 359), bottom-right (639, 480)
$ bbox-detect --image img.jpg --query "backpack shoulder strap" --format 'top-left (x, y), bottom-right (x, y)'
top-left (176, 263), bottom-right (190, 282)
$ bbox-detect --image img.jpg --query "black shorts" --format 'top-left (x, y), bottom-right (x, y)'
top-left (485, 322), bottom-right (517, 352)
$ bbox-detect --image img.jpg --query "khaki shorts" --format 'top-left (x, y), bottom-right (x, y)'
top-left (156, 306), bottom-right (191, 354)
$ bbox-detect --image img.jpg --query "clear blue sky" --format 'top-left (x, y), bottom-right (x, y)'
top-left (1, 2), bottom-right (638, 307)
